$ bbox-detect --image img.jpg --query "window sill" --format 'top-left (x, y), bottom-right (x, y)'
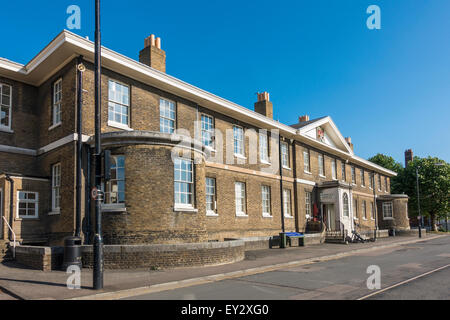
top-left (262, 214), bottom-right (272, 218)
top-left (236, 212), bottom-right (248, 217)
top-left (48, 210), bottom-right (60, 216)
top-left (361, 186), bottom-right (366, 188)
top-left (304, 171), bottom-right (312, 175)
top-left (0, 127), bottom-right (13, 133)
top-left (260, 160), bottom-right (271, 165)
top-left (174, 205), bottom-right (198, 213)
top-left (282, 166), bottom-right (291, 170)
top-left (206, 210), bottom-right (219, 217)
top-left (284, 215), bottom-right (294, 219)
top-left (48, 122), bottom-right (62, 131)
top-left (15, 217), bottom-right (39, 221)
top-left (362, 218), bottom-right (368, 221)
top-left (234, 153), bottom-right (247, 160)
top-left (319, 174), bottom-right (326, 178)
top-left (107, 121), bottom-right (133, 131)
top-left (383, 217), bottom-right (394, 220)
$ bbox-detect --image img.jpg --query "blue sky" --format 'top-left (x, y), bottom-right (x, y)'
top-left (2, 0), bottom-right (449, 164)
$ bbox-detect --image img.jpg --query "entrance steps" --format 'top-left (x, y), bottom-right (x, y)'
top-left (0, 240), bottom-right (14, 262)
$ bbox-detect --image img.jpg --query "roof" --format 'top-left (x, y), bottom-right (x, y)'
top-left (290, 117), bottom-right (327, 129)
top-left (0, 30), bottom-right (397, 177)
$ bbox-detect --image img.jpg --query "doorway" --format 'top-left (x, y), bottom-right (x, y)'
top-left (324, 204), bottom-right (337, 231)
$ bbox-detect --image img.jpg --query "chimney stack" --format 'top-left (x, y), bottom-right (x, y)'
top-left (139, 34), bottom-right (166, 73)
top-left (405, 149), bottom-right (413, 167)
top-left (345, 137), bottom-right (354, 151)
top-left (254, 92), bottom-right (273, 119)
top-left (298, 115), bottom-right (310, 123)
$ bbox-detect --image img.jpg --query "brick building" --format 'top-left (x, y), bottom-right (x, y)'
top-left (0, 30), bottom-right (410, 246)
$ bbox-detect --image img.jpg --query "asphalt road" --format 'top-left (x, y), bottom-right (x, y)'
top-left (124, 236), bottom-right (450, 300)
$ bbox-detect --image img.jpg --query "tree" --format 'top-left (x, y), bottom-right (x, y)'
top-left (368, 153), bottom-right (404, 194)
top-left (397, 157), bottom-right (450, 231)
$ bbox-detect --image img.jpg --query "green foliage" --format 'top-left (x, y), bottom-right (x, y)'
top-left (368, 153), bottom-right (404, 194)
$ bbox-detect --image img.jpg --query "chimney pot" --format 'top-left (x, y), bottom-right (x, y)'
top-left (254, 92), bottom-right (273, 119)
top-left (139, 34), bottom-right (166, 72)
top-left (156, 37), bottom-right (161, 49)
top-left (299, 115), bottom-right (310, 122)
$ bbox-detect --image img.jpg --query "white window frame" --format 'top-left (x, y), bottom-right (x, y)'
top-left (354, 199), bottom-right (358, 220)
top-left (331, 159), bottom-right (337, 180)
top-left (108, 80), bottom-right (130, 129)
top-left (305, 191), bottom-right (312, 219)
top-left (341, 161), bottom-right (346, 182)
top-left (351, 166), bottom-right (356, 184)
top-left (283, 189), bottom-right (293, 218)
top-left (377, 174), bottom-right (382, 191)
top-left (52, 78), bottom-right (62, 127)
top-left (343, 193), bottom-right (349, 217)
top-left (235, 182), bottom-right (247, 216)
top-left (362, 200), bottom-right (367, 220)
top-left (201, 114), bottom-right (215, 149)
top-left (259, 132), bottom-right (269, 163)
top-left (261, 185), bottom-right (271, 217)
top-left (205, 177), bottom-right (217, 216)
top-left (318, 154), bottom-right (325, 177)
top-left (17, 191), bottom-right (39, 219)
top-left (383, 202), bottom-right (393, 220)
top-left (370, 202), bottom-right (375, 220)
top-left (281, 142), bottom-right (289, 169)
top-left (0, 83), bottom-right (12, 131)
top-left (104, 155), bottom-right (126, 205)
top-left (303, 150), bottom-right (311, 173)
top-left (369, 173), bottom-right (374, 190)
top-left (160, 98), bottom-right (176, 134)
top-left (51, 163), bottom-right (61, 212)
top-left (233, 125), bottom-right (245, 157)
top-left (360, 169), bottom-right (365, 187)
top-left (174, 157), bottom-right (194, 210)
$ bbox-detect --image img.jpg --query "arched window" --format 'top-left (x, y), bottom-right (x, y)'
top-left (343, 193), bottom-right (349, 217)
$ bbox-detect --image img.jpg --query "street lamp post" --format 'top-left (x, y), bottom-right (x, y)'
top-left (416, 166), bottom-right (422, 238)
top-left (93, 0), bottom-right (104, 290)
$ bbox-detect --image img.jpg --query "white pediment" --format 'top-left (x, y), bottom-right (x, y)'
top-left (298, 117), bottom-right (353, 155)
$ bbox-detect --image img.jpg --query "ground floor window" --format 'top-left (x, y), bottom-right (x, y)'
top-left (105, 155), bottom-right (126, 204)
top-left (17, 191), bottom-right (38, 218)
top-left (283, 189), bottom-right (292, 217)
top-left (362, 200), bottom-right (367, 219)
top-left (343, 193), bottom-right (349, 217)
top-left (235, 182), bottom-right (246, 216)
top-left (174, 158), bottom-right (193, 207)
top-left (205, 177), bottom-right (216, 214)
top-left (354, 199), bottom-right (358, 218)
top-left (305, 191), bottom-right (312, 219)
top-left (261, 185), bottom-right (271, 217)
top-left (52, 163), bottom-right (61, 211)
top-left (371, 202), bottom-right (375, 219)
top-left (383, 202), bottom-right (393, 219)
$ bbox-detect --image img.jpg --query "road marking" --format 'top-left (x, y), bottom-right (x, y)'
top-left (357, 263), bottom-right (450, 300)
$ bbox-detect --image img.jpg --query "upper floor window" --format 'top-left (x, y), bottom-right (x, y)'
top-left (108, 80), bottom-right (130, 127)
top-left (281, 142), bottom-right (289, 168)
top-left (303, 150), bottom-right (310, 173)
top-left (160, 98), bottom-right (176, 133)
top-left (53, 79), bottom-right (62, 126)
top-left (331, 159), bottom-right (337, 180)
top-left (201, 114), bottom-right (214, 148)
top-left (261, 185), bottom-right (271, 217)
top-left (233, 125), bottom-right (244, 156)
top-left (105, 155), bottom-right (125, 204)
top-left (343, 193), bottom-right (349, 217)
top-left (371, 202), bottom-right (375, 219)
top-left (259, 132), bottom-right (269, 163)
top-left (205, 177), bottom-right (217, 215)
top-left (52, 163), bottom-right (61, 211)
top-left (354, 199), bottom-right (358, 218)
top-left (378, 174), bottom-right (382, 191)
top-left (369, 173), bottom-right (374, 189)
top-left (235, 181), bottom-right (246, 216)
top-left (382, 202), bottom-right (393, 219)
top-left (305, 191), bottom-right (312, 218)
top-left (341, 161), bottom-right (346, 181)
top-left (283, 189), bottom-right (292, 217)
top-left (0, 83), bottom-right (12, 130)
top-left (174, 158), bottom-right (193, 207)
top-left (360, 169), bottom-right (365, 187)
top-left (17, 191), bottom-right (38, 218)
top-left (318, 154), bottom-right (325, 176)
top-left (385, 177), bottom-right (388, 192)
top-left (351, 166), bottom-right (356, 184)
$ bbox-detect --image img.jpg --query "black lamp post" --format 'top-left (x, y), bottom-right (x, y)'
top-left (93, 0), bottom-right (104, 290)
top-left (416, 166), bottom-right (422, 238)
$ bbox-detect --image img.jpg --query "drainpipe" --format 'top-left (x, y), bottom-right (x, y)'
top-left (84, 145), bottom-right (92, 244)
top-left (372, 171), bottom-right (378, 241)
top-left (5, 175), bottom-right (14, 241)
top-left (292, 140), bottom-right (299, 232)
top-left (75, 55), bottom-right (84, 238)
top-left (278, 135), bottom-right (285, 233)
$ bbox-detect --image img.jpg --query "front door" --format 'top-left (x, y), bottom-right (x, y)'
top-left (325, 204), bottom-right (337, 231)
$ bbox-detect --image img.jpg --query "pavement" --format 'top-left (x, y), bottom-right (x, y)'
top-left (0, 234), bottom-right (446, 300)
